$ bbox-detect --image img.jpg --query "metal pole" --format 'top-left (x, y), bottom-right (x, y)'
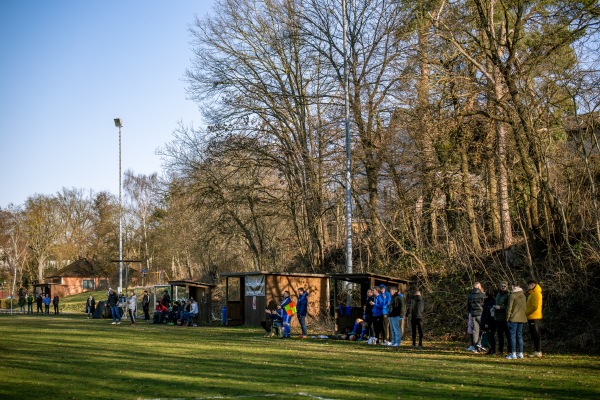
top-left (343, 0), bottom-right (352, 275)
top-left (118, 125), bottom-right (123, 294)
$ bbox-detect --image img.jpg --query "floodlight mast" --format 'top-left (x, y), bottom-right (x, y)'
top-left (114, 118), bottom-right (123, 293)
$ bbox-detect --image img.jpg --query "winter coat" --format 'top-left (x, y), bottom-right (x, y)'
top-left (407, 295), bottom-right (424, 320)
top-left (372, 295), bottom-right (384, 317)
top-left (506, 288), bottom-right (528, 323)
top-left (43, 297), bottom-right (51, 306)
top-left (380, 290), bottom-right (392, 315)
top-left (481, 295), bottom-right (496, 331)
top-left (494, 291), bottom-right (509, 322)
top-left (108, 292), bottom-right (119, 307)
top-left (389, 293), bottom-right (406, 318)
top-left (127, 294), bottom-right (137, 311)
top-left (296, 292), bottom-right (308, 317)
top-left (86, 298), bottom-right (96, 312)
top-left (467, 288), bottom-right (485, 317)
top-left (52, 295), bottom-right (59, 306)
top-left (526, 284), bottom-right (543, 320)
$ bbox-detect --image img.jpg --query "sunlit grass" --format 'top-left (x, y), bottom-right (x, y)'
top-left (1, 314), bottom-right (599, 399)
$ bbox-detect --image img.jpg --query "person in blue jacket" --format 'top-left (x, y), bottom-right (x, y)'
top-left (280, 291), bottom-right (293, 338)
top-left (379, 284), bottom-right (392, 345)
top-left (369, 287), bottom-right (384, 344)
top-left (296, 287), bottom-right (309, 338)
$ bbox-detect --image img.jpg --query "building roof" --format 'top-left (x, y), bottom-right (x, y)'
top-left (329, 272), bottom-right (411, 285)
top-left (46, 258), bottom-right (102, 278)
top-left (220, 271), bottom-right (328, 278)
top-left (167, 279), bottom-right (216, 288)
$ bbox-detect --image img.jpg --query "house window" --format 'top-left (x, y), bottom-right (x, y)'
top-left (82, 279), bottom-right (95, 290)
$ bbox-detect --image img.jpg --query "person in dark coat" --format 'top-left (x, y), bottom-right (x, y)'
top-left (494, 281), bottom-right (510, 354)
top-left (481, 289), bottom-right (497, 355)
top-left (86, 295), bottom-right (96, 319)
top-left (389, 287), bottom-right (406, 347)
top-left (36, 293), bottom-right (43, 314)
top-left (52, 294), bottom-right (60, 314)
top-left (406, 290), bottom-right (424, 348)
top-left (467, 282), bottom-right (486, 352)
top-left (296, 287), bottom-right (308, 338)
top-left (108, 288), bottom-right (121, 324)
top-left (142, 290), bottom-right (150, 320)
top-left (160, 290), bottom-right (171, 309)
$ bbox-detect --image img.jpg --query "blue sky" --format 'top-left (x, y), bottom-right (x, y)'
top-left (0, 0), bottom-right (214, 208)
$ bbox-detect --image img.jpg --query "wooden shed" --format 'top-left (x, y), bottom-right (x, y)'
top-left (330, 272), bottom-right (410, 334)
top-left (166, 280), bottom-right (216, 324)
top-left (220, 271), bottom-right (329, 328)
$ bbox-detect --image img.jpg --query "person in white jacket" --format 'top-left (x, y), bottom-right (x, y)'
top-left (181, 298), bottom-right (199, 326)
top-left (127, 290), bottom-right (137, 325)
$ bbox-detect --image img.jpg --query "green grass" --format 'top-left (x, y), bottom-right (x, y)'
top-left (1, 314), bottom-right (599, 400)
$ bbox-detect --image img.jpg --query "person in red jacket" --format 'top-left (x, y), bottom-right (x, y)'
top-left (153, 301), bottom-right (168, 324)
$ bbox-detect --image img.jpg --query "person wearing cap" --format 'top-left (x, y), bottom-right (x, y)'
top-left (494, 281), bottom-right (510, 354)
top-left (526, 279), bottom-right (543, 358)
top-left (379, 284), bottom-right (392, 345)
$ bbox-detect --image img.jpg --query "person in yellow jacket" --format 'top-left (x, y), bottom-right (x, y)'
top-left (526, 279), bottom-right (543, 358)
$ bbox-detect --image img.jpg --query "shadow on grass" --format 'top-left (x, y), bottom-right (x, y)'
top-left (1, 315), bottom-right (599, 399)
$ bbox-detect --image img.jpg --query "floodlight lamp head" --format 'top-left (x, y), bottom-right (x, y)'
top-left (114, 118), bottom-right (123, 128)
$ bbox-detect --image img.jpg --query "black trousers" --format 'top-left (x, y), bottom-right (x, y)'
top-left (411, 318), bottom-right (423, 346)
top-left (496, 320), bottom-right (509, 353)
top-left (528, 319), bottom-right (542, 352)
top-left (143, 305), bottom-right (150, 320)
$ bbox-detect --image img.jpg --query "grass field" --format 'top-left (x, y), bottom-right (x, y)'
top-left (1, 313), bottom-right (599, 400)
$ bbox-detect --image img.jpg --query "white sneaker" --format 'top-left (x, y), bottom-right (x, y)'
top-left (392, 344), bottom-right (399, 347)
top-left (111, 322), bottom-right (116, 325)
top-left (506, 353), bottom-right (517, 359)
top-left (466, 346), bottom-right (475, 351)
top-left (517, 353), bottom-right (524, 359)
top-left (117, 321), bottom-right (121, 325)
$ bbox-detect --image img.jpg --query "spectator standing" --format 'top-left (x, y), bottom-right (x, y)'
top-left (36, 293), bottom-right (43, 314)
top-left (506, 283), bottom-right (527, 359)
top-left (161, 290), bottom-right (171, 309)
top-left (388, 287), bottom-right (406, 347)
top-left (379, 284), bottom-right (392, 345)
top-left (18, 295), bottom-right (26, 314)
top-left (108, 288), bottom-right (121, 324)
top-left (369, 287), bottom-right (383, 344)
top-left (52, 294), bottom-right (60, 315)
top-left (27, 292), bottom-right (34, 314)
top-left (43, 294), bottom-right (51, 314)
top-left (467, 282), bottom-right (486, 352)
top-left (296, 288), bottom-right (309, 338)
top-left (142, 290), bottom-right (150, 320)
top-left (86, 295), bottom-right (96, 319)
top-left (526, 279), bottom-right (543, 358)
top-left (362, 288), bottom-right (375, 341)
top-left (494, 282), bottom-right (510, 355)
top-left (481, 289), bottom-right (497, 355)
top-left (127, 290), bottom-right (137, 325)
top-left (280, 291), bottom-right (293, 338)
top-left (406, 290), bottom-right (424, 348)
